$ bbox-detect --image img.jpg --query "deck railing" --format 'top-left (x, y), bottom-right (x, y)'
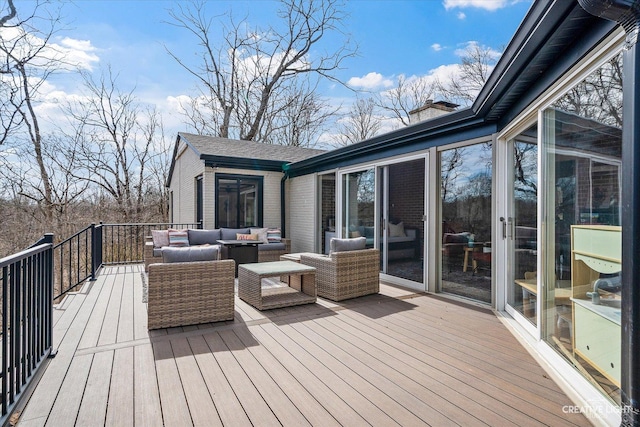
top-left (52, 222), bottom-right (199, 300)
top-left (0, 221), bottom-right (199, 422)
top-left (0, 236), bottom-right (54, 426)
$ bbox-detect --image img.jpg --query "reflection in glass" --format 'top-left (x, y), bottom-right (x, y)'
top-left (542, 53), bottom-right (622, 404)
top-left (342, 169), bottom-right (375, 242)
top-left (508, 124), bottom-right (538, 325)
top-left (440, 143), bottom-right (492, 303)
top-left (382, 159), bottom-right (425, 283)
top-left (216, 176), bottom-right (261, 228)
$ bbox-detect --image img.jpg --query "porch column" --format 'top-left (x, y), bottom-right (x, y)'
top-left (578, 1), bottom-right (640, 424)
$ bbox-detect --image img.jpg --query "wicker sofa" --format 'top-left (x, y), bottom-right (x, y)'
top-left (144, 227), bottom-right (290, 271)
top-left (300, 237), bottom-right (380, 301)
top-left (147, 247), bottom-right (235, 329)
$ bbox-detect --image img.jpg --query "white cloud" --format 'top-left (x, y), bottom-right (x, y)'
top-left (56, 37), bottom-right (100, 71)
top-left (454, 41), bottom-right (502, 60)
top-left (431, 43), bottom-right (443, 52)
top-left (347, 72), bottom-right (394, 90)
top-left (443, 0), bottom-right (511, 11)
top-left (428, 64), bottom-right (462, 82)
top-left (0, 27), bottom-right (99, 72)
top-left (457, 11), bottom-right (467, 19)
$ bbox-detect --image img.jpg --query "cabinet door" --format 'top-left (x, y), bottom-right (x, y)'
top-left (574, 303), bottom-right (621, 386)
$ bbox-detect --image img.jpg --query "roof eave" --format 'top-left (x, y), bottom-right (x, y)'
top-left (202, 155), bottom-right (286, 172)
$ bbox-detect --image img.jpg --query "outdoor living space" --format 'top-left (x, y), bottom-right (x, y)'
top-left (14, 264), bottom-right (589, 426)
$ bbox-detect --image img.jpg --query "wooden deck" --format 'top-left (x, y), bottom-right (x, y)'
top-left (15, 264), bottom-right (590, 426)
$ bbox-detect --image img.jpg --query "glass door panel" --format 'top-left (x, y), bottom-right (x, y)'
top-left (507, 123), bottom-right (538, 325)
top-left (379, 158), bottom-right (426, 284)
top-left (540, 53), bottom-right (623, 403)
top-left (341, 169), bottom-right (375, 244)
top-left (440, 143), bottom-right (492, 303)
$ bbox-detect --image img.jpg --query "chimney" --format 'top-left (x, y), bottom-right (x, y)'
top-left (408, 100), bottom-right (458, 124)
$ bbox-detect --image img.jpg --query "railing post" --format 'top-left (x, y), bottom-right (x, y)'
top-left (91, 223), bottom-right (103, 280)
top-left (90, 224), bottom-right (96, 281)
top-left (43, 234), bottom-right (55, 358)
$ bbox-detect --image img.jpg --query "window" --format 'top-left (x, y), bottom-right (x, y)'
top-left (215, 174), bottom-right (263, 228)
top-left (542, 53), bottom-right (622, 404)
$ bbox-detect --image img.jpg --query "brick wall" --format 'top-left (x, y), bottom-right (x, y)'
top-left (389, 159), bottom-right (425, 238)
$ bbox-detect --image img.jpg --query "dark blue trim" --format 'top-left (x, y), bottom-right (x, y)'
top-left (288, 119), bottom-right (495, 177)
top-left (203, 155), bottom-right (285, 172)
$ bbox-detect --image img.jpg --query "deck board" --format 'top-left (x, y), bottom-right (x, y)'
top-left (187, 335), bottom-right (251, 426)
top-left (171, 336), bottom-right (222, 427)
top-left (105, 347), bottom-right (134, 426)
top-left (133, 343), bottom-right (163, 426)
top-left (75, 350), bottom-right (112, 426)
top-left (153, 340), bottom-right (192, 426)
top-left (16, 264), bottom-right (591, 427)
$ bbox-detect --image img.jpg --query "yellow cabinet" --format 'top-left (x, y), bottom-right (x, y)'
top-left (571, 225), bottom-right (621, 387)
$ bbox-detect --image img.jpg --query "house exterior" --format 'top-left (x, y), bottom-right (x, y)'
top-left (168, 0), bottom-right (640, 424)
top-left (167, 132), bottom-right (324, 230)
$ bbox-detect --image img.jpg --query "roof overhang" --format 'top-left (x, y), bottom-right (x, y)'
top-left (202, 155), bottom-right (286, 172)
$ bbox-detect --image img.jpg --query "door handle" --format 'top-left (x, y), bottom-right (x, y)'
top-left (500, 217), bottom-right (506, 239)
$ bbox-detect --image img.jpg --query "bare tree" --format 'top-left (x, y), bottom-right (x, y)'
top-left (63, 67), bottom-right (162, 222)
top-left (376, 75), bottom-right (436, 127)
top-left (145, 117), bottom-right (173, 221)
top-left (0, 0), bottom-right (67, 221)
top-left (258, 77), bottom-right (338, 147)
top-left (553, 53), bottom-right (623, 127)
top-left (440, 148), bottom-right (464, 203)
top-left (334, 97), bottom-right (382, 147)
top-left (0, 0), bottom-right (16, 27)
top-left (435, 42), bottom-right (499, 107)
top-left (166, 0), bottom-right (355, 145)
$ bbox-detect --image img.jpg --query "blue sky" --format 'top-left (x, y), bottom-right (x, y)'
top-left (21, 0), bottom-right (533, 140)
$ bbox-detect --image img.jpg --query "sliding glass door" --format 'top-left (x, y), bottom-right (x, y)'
top-left (378, 158), bottom-right (427, 285)
top-left (338, 155), bottom-right (428, 289)
top-left (505, 123), bottom-right (539, 325)
top-left (439, 143), bottom-right (492, 303)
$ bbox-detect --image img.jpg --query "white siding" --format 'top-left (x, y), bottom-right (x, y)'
top-left (287, 174), bottom-right (316, 253)
top-left (168, 141), bottom-right (204, 225)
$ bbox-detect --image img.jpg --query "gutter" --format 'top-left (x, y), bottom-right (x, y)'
top-left (280, 166), bottom-right (289, 238)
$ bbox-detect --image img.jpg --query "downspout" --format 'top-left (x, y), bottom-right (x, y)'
top-left (281, 164), bottom-right (290, 238)
top-left (578, 1), bottom-right (640, 425)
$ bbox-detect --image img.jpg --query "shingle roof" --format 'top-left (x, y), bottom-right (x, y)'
top-left (179, 132), bottom-right (325, 163)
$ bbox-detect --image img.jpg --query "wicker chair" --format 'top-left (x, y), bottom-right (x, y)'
top-left (300, 248), bottom-right (380, 301)
top-left (147, 259), bottom-right (235, 329)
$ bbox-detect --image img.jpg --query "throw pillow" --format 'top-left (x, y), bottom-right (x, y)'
top-left (151, 230), bottom-right (169, 248)
top-left (266, 228), bottom-right (282, 243)
top-left (187, 228), bottom-right (221, 245)
top-left (161, 246), bottom-right (219, 263)
top-left (250, 227), bottom-right (269, 244)
top-left (388, 222), bottom-right (406, 237)
top-left (236, 233), bottom-right (259, 241)
top-left (330, 237), bottom-right (366, 253)
top-left (168, 229), bottom-right (190, 247)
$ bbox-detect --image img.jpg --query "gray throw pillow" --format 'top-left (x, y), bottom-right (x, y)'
top-left (188, 228), bottom-right (221, 245)
top-left (221, 228), bottom-right (251, 240)
top-left (161, 246), bottom-right (219, 263)
top-left (330, 237), bottom-right (366, 253)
